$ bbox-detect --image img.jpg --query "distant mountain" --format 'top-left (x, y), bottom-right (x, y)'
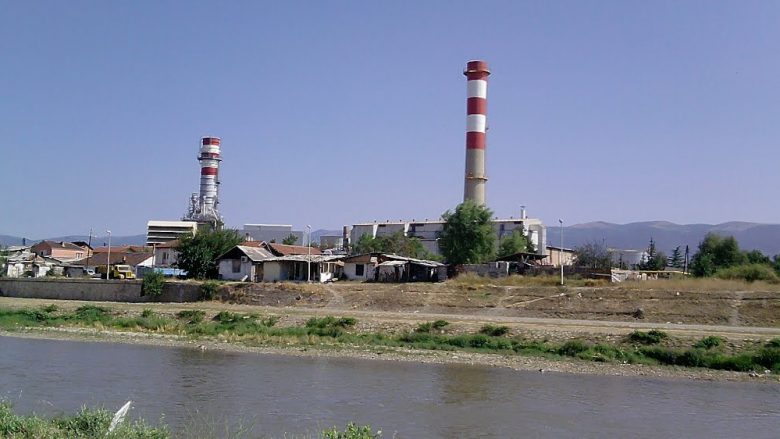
top-left (559, 221), bottom-right (780, 256)
top-left (0, 234), bottom-right (147, 247)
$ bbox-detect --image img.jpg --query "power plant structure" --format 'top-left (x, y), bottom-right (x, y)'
top-left (463, 60), bottom-right (490, 206)
top-left (183, 136), bottom-right (223, 229)
top-left (345, 60), bottom-right (548, 258)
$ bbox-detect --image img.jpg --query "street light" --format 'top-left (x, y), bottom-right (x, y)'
top-left (558, 219), bottom-right (564, 286)
top-left (306, 225), bottom-right (313, 281)
top-left (106, 230), bottom-right (112, 280)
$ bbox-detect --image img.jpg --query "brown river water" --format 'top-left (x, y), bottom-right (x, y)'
top-left (1, 336), bottom-right (779, 438)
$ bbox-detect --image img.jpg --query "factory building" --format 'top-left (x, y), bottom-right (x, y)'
top-left (146, 220), bottom-right (198, 245)
top-left (242, 224), bottom-right (304, 245)
top-left (348, 210), bottom-right (546, 258)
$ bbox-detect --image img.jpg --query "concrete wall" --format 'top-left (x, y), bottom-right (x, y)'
top-left (0, 278), bottom-right (201, 303)
top-left (343, 262), bottom-right (373, 281)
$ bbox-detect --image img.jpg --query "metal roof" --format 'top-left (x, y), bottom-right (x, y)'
top-left (235, 246), bottom-right (275, 262)
top-left (262, 255), bottom-right (344, 263)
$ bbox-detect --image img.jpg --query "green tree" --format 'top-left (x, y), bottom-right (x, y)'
top-left (690, 233), bottom-right (746, 277)
top-left (175, 228), bottom-right (242, 279)
top-left (669, 246), bottom-right (684, 269)
top-left (438, 200), bottom-right (495, 264)
top-left (497, 229), bottom-right (535, 258)
top-left (638, 238), bottom-right (667, 271)
top-left (573, 241), bottom-right (612, 270)
top-left (282, 234), bottom-right (299, 245)
top-left (744, 249), bottom-right (770, 265)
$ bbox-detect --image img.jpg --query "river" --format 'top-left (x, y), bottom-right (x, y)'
top-left (1, 336), bottom-right (778, 438)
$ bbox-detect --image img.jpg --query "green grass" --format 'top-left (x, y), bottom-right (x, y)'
top-left (0, 401), bottom-right (380, 438)
top-left (0, 401), bottom-right (167, 438)
top-left (1, 305), bottom-right (778, 375)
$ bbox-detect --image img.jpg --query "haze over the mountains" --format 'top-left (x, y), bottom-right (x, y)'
top-left (3, 222), bottom-right (779, 256)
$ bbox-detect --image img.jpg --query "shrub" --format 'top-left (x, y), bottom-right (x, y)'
top-left (176, 310), bottom-right (205, 324)
top-left (213, 311), bottom-right (243, 324)
top-left (480, 324), bottom-right (510, 337)
top-left (432, 320), bottom-right (449, 330)
top-left (753, 347), bottom-right (780, 370)
top-left (41, 304), bottom-right (58, 313)
top-left (715, 264), bottom-right (779, 283)
top-left (199, 281), bottom-right (220, 301)
top-left (141, 309), bottom-right (154, 318)
top-left (416, 320), bottom-right (449, 333)
top-left (694, 336), bottom-right (724, 350)
top-left (72, 305), bottom-right (110, 323)
top-left (558, 340), bottom-right (589, 357)
top-left (305, 316), bottom-right (357, 337)
top-left (322, 422), bottom-right (381, 439)
top-left (628, 330), bottom-right (668, 345)
top-left (766, 338), bottom-right (780, 348)
top-left (141, 271), bottom-right (165, 297)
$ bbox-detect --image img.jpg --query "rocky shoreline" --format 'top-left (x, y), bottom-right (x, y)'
top-left (3, 327), bottom-right (778, 384)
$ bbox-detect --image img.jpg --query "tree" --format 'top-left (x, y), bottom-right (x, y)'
top-left (497, 229), bottom-right (534, 258)
top-left (573, 241), bottom-right (612, 270)
top-left (637, 238), bottom-right (667, 271)
top-left (438, 200), bottom-right (495, 264)
top-left (353, 231), bottom-right (436, 259)
top-left (744, 249), bottom-right (770, 265)
top-left (282, 234), bottom-right (299, 245)
top-left (668, 246), bottom-right (684, 269)
top-left (690, 233), bottom-right (746, 277)
top-left (175, 228), bottom-right (242, 279)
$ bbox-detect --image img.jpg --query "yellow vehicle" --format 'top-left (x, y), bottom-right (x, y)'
top-left (96, 264), bottom-right (136, 279)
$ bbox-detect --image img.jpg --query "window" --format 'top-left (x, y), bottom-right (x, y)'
top-left (232, 259), bottom-right (241, 273)
top-left (355, 264), bottom-right (364, 276)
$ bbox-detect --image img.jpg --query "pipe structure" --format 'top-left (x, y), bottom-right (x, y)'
top-left (463, 60), bottom-right (490, 206)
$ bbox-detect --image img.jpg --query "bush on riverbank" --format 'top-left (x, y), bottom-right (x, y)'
top-left (2, 305), bottom-right (778, 375)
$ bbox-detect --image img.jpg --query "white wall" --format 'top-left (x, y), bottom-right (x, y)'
top-left (218, 258), bottom-right (254, 281)
top-left (343, 262), bottom-right (373, 281)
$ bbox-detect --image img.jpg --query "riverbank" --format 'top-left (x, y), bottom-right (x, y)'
top-left (1, 301), bottom-right (779, 383)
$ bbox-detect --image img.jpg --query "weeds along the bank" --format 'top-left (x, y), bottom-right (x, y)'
top-left (2, 306), bottom-right (780, 374)
top-left (0, 401), bottom-right (380, 439)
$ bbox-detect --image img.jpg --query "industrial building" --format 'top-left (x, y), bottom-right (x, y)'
top-left (146, 220), bottom-right (198, 245)
top-left (348, 211), bottom-right (547, 258)
top-left (242, 224), bottom-right (304, 245)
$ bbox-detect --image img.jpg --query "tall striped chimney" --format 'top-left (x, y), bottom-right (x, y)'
top-left (198, 136), bottom-right (221, 217)
top-left (463, 60), bottom-right (490, 206)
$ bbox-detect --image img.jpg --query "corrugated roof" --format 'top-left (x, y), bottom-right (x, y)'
top-left (267, 243), bottom-right (322, 256)
top-left (262, 255), bottom-right (343, 263)
top-left (236, 246), bottom-right (275, 262)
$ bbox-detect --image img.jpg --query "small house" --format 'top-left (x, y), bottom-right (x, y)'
top-left (216, 245), bottom-right (274, 281)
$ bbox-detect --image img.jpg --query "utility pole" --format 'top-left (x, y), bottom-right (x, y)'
top-left (106, 230), bottom-right (112, 279)
top-left (306, 225), bottom-right (312, 282)
top-left (559, 219), bottom-right (564, 286)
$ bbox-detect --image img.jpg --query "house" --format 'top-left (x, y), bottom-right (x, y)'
top-left (71, 251), bottom-right (154, 276)
top-left (30, 240), bottom-right (88, 261)
top-left (261, 255), bottom-right (344, 282)
top-left (4, 253), bottom-right (56, 277)
top-left (153, 240), bottom-right (180, 267)
top-left (216, 245), bottom-right (275, 281)
top-left (541, 246), bottom-right (576, 267)
top-left (342, 253), bottom-right (445, 282)
top-left (342, 254), bottom-right (378, 281)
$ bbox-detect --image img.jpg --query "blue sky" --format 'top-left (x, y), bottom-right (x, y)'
top-left (1, 1), bottom-right (778, 237)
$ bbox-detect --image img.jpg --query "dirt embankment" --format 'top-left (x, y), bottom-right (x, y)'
top-left (218, 281), bottom-right (780, 328)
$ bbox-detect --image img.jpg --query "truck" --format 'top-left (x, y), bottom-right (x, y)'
top-left (96, 264), bottom-right (136, 279)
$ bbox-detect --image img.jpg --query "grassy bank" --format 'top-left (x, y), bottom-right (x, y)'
top-left (0, 401), bottom-right (379, 439)
top-left (1, 305), bottom-right (779, 375)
